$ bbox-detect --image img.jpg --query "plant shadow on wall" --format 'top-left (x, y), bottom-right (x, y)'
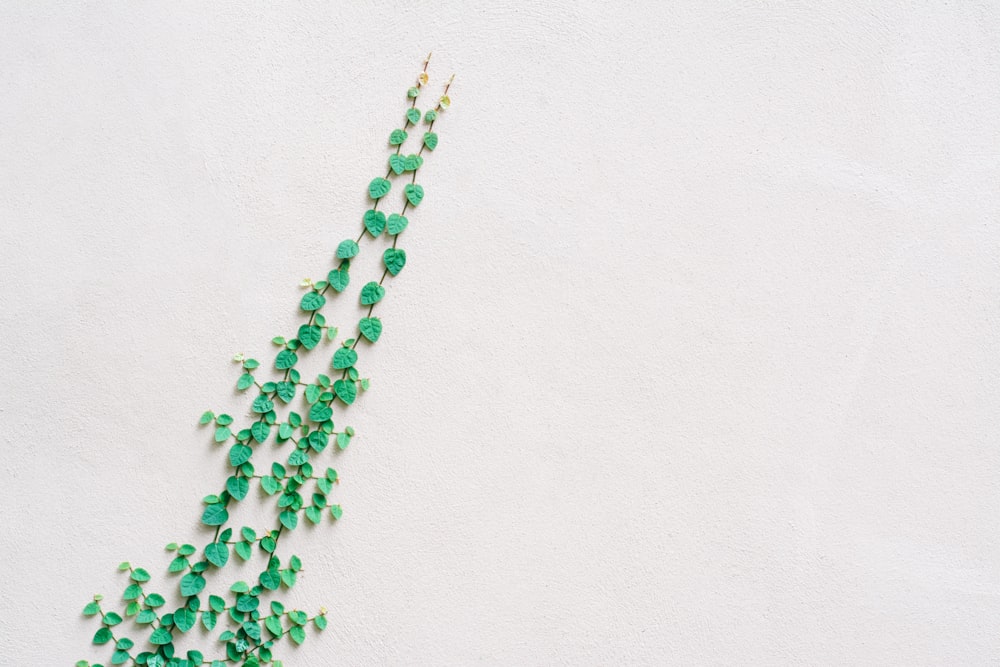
top-left (77, 56), bottom-right (455, 667)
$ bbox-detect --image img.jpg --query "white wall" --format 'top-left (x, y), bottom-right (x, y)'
top-left (2, 2), bottom-right (998, 665)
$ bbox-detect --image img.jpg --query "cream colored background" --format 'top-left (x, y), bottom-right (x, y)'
top-left (2, 2), bottom-right (999, 665)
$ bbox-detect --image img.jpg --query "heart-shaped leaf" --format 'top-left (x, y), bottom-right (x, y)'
top-left (388, 154), bottom-right (405, 175)
top-left (368, 177), bottom-right (390, 199)
top-left (205, 542), bottom-right (230, 568)
top-left (423, 132), bottom-right (438, 150)
top-left (327, 268), bottom-right (350, 292)
top-left (300, 291), bottom-right (326, 311)
top-left (336, 239), bottom-right (359, 259)
top-left (226, 475), bottom-right (249, 501)
top-left (424, 109), bottom-right (437, 122)
top-left (276, 381), bottom-right (296, 403)
top-left (406, 108), bottom-right (420, 125)
top-left (298, 324), bottom-right (322, 350)
top-left (179, 573), bottom-right (206, 597)
top-left (334, 379), bottom-right (357, 405)
top-left (201, 503), bottom-right (229, 526)
top-left (387, 213), bottom-right (408, 235)
top-left (149, 628), bottom-right (173, 645)
top-left (389, 129), bottom-right (407, 145)
top-left (250, 421), bottom-right (270, 444)
top-left (332, 347), bottom-right (358, 370)
top-left (403, 154), bottom-right (423, 171)
top-left (383, 248), bottom-right (406, 276)
top-left (404, 183), bottom-right (424, 207)
top-left (364, 209), bottom-right (386, 236)
top-left (309, 403), bottom-right (332, 423)
top-left (360, 282), bottom-right (385, 305)
top-left (359, 317), bottom-right (382, 342)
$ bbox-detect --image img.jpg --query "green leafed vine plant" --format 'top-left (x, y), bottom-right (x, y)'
top-left (78, 55), bottom-right (454, 667)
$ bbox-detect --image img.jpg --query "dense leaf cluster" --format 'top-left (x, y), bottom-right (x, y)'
top-left (79, 61), bottom-right (453, 667)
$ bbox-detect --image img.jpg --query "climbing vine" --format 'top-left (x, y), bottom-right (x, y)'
top-left (78, 56), bottom-right (454, 667)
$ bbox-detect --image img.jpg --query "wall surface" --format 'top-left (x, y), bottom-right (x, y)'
top-left (2, 2), bottom-right (999, 665)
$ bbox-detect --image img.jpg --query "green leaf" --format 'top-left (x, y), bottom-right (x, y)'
top-left (168, 556), bottom-right (188, 573)
top-left (360, 282), bottom-right (385, 305)
top-left (404, 183), bottom-right (424, 206)
top-left (265, 615), bottom-right (283, 636)
top-left (403, 154), bottom-right (423, 171)
top-left (305, 506), bottom-right (322, 524)
top-left (406, 107), bottom-right (421, 125)
top-left (83, 601), bottom-right (100, 616)
top-left (174, 607), bottom-right (197, 632)
top-left (250, 421), bottom-right (271, 444)
top-left (260, 475), bottom-right (280, 495)
top-left (214, 426), bottom-right (231, 442)
top-left (383, 248), bottom-right (406, 276)
top-left (202, 610), bottom-right (217, 631)
top-left (145, 593), bottom-right (165, 608)
top-left (336, 239), bottom-right (359, 259)
top-left (359, 317), bottom-right (382, 342)
top-left (364, 209), bottom-right (386, 236)
top-left (130, 568), bottom-right (150, 582)
top-left (424, 109), bottom-right (437, 122)
top-left (179, 573), bottom-right (206, 597)
top-left (309, 403), bottom-right (332, 423)
top-left (149, 627), bottom-right (172, 645)
top-left (327, 268), bottom-right (350, 292)
top-left (123, 584), bottom-right (142, 601)
top-left (252, 395), bottom-right (274, 414)
top-left (260, 569), bottom-right (281, 591)
top-left (199, 411), bottom-right (215, 425)
top-left (337, 432), bottom-right (351, 450)
top-left (330, 505), bottom-right (343, 520)
top-left (386, 213), bottom-right (408, 235)
top-left (332, 347), bottom-right (357, 370)
top-left (275, 349), bottom-right (298, 370)
top-left (388, 129), bottom-right (407, 145)
top-left (201, 503), bottom-right (229, 526)
top-left (226, 475), bottom-right (249, 501)
top-left (279, 510), bottom-right (298, 530)
top-left (334, 379), bottom-right (357, 405)
top-left (236, 373), bottom-right (255, 390)
top-left (116, 638), bottom-right (134, 650)
top-left (93, 627), bottom-right (113, 645)
top-left (236, 594), bottom-right (259, 612)
top-left (423, 132), bottom-right (438, 150)
top-left (234, 541), bottom-right (252, 561)
top-left (275, 381), bottom-right (296, 403)
top-left (137, 608), bottom-right (157, 624)
top-left (111, 649), bottom-right (130, 665)
top-left (205, 542), bottom-right (230, 568)
top-left (308, 431), bottom-right (329, 452)
top-left (315, 614), bottom-right (328, 630)
top-left (229, 444), bottom-right (252, 467)
top-left (243, 358), bottom-right (260, 370)
top-left (368, 177), bottom-right (391, 199)
top-left (300, 291), bottom-right (326, 312)
top-left (388, 153), bottom-right (405, 175)
top-left (103, 611), bottom-right (123, 626)
top-left (216, 414), bottom-right (234, 426)
top-left (289, 625), bottom-right (306, 645)
top-left (298, 324), bottom-right (322, 350)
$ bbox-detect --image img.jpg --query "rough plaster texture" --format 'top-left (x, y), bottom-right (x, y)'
top-left (2, 2), bottom-right (999, 665)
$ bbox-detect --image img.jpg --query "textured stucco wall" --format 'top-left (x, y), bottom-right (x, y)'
top-left (2, 2), bottom-right (999, 665)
